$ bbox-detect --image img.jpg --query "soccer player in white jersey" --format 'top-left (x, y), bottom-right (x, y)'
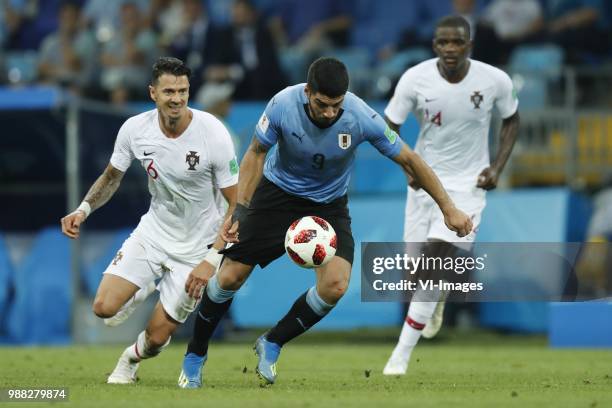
top-left (177, 57), bottom-right (473, 389)
top-left (60, 57), bottom-right (239, 384)
top-left (382, 15), bottom-right (520, 376)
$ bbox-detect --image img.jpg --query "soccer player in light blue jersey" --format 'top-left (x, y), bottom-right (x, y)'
top-left (177, 57), bottom-right (473, 388)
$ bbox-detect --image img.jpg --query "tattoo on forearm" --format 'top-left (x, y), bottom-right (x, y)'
top-left (83, 167), bottom-right (123, 211)
top-left (249, 137), bottom-right (269, 154)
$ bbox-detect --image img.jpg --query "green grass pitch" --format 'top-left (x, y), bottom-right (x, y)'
top-left (1, 331), bottom-right (611, 408)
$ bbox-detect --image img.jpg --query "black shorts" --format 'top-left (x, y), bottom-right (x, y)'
top-left (222, 177), bottom-right (354, 268)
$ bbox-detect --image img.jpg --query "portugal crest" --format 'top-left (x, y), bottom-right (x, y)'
top-left (338, 133), bottom-right (351, 149)
top-left (470, 91), bottom-right (483, 109)
top-left (186, 150), bottom-right (200, 170)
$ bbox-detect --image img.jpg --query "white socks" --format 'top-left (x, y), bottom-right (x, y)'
top-left (125, 330), bottom-right (171, 362)
top-left (399, 302), bottom-right (437, 348)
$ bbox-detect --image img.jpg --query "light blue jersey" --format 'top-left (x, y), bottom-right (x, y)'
top-left (255, 84), bottom-right (402, 203)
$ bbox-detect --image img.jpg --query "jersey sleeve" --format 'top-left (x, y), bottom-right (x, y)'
top-left (210, 119), bottom-right (239, 189)
top-left (384, 68), bottom-right (417, 125)
top-left (494, 70), bottom-right (519, 119)
top-left (254, 95), bottom-right (282, 147)
top-left (109, 120), bottom-right (135, 172)
top-left (363, 106), bottom-right (403, 159)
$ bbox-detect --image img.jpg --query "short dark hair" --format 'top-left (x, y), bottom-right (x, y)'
top-left (306, 57), bottom-right (349, 98)
top-left (151, 57), bottom-right (191, 85)
top-left (435, 15), bottom-right (471, 40)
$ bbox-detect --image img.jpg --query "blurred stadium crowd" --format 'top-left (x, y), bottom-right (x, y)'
top-left (0, 0), bottom-right (611, 105)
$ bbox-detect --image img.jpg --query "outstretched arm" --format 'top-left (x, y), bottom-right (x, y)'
top-left (60, 164), bottom-right (125, 239)
top-left (385, 115), bottom-right (419, 189)
top-left (221, 136), bottom-right (270, 243)
top-left (185, 184), bottom-right (238, 299)
top-left (477, 111), bottom-right (520, 190)
top-left (392, 144), bottom-right (473, 237)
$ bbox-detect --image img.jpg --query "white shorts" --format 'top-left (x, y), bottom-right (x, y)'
top-left (103, 233), bottom-right (205, 323)
top-left (403, 186), bottom-right (486, 251)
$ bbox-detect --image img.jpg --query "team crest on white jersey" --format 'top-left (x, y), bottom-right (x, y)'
top-left (470, 91), bottom-right (483, 109)
top-left (338, 133), bottom-right (351, 149)
top-left (186, 151), bottom-right (200, 170)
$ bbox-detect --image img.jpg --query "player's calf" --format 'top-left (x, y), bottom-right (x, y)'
top-left (317, 278), bottom-right (349, 304)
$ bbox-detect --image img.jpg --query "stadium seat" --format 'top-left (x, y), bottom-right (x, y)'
top-left (0, 234), bottom-right (14, 341)
top-left (373, 47), bottom-right (432, 98)
top-left (278, 48), bottom-right (308, 85)
top-left (350, 0), bottom-right (425, 59)
top-left (509, 44), bottom-right (564, 109)
top-left (82, 228), bottom-right (132, 297)
top-left (325, 47), bottom-right (371, 94)
top-left (4, 51), bottom-right (39, 85)
top-left (377, 48), bottom-right (431, 79)
top-left (7, 227), bottom-right (71, 344)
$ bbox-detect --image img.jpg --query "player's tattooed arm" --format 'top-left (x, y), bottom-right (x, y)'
top-left (83, 164), bottom-right (125, 212)
top-left (222, 136), bottom-right (269, 242)
top-left (477, 111), bottom-right (520, 190)
top-left (60, 163), bottom-right (124, 239)
top-left (237, 136), bottom-right (270, 208)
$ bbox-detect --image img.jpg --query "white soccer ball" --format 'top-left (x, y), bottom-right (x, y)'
top-left (285, 216), bottom-right (337, 268)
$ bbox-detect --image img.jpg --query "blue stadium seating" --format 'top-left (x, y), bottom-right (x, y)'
top-left (377, 48), bottom-right (432, 79)
top-left (509, 44), bottom-right (564, 109)
top-left (6, 227), bottom-right (71, 344)
top-left (324, 47), bottom-right (371, 94)
top-left (278, 48), bottom-right (308, 85)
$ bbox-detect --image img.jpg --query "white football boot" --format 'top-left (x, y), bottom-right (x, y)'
top-left (382, 344), bottom-right (411, 376)
top-left (107, 347), bottom-right (139, 384)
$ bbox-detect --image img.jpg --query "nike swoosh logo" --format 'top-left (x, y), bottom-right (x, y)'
top-left (198, 311), bottom-right (213, 323)
top-left (143, 151), bottom-right (154, 156)
top-left (371, 113), bottom-right (377, 118)
top-left (296, 317), bottom-right (309, 330)
top-left (425, 98), bottom-right (437, 103)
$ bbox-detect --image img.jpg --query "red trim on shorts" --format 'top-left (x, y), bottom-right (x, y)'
top-left (406, 316), bottom-right (425, 330)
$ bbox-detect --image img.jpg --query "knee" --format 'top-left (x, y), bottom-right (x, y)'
top-left (146, 331), bottom-right (171, 350)
top-left (217, 262), bottom-right (250, 291)
top-left (92, 297), bottom-right (118, 318)
top-left (320, 279), bottom-right (349, 304)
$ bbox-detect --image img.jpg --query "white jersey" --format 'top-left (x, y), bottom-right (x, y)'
top-left (385, 58), bottom-right (518, 192)
top-left (110, 108), bottom-right (239, 263)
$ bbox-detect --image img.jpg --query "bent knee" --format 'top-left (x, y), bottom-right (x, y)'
top-left (218, 262), bottom-right (251, 290)
top-left (320, 280), bottom-right (349, 303)
top-left (92, 298), bottom-right (119, 318)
